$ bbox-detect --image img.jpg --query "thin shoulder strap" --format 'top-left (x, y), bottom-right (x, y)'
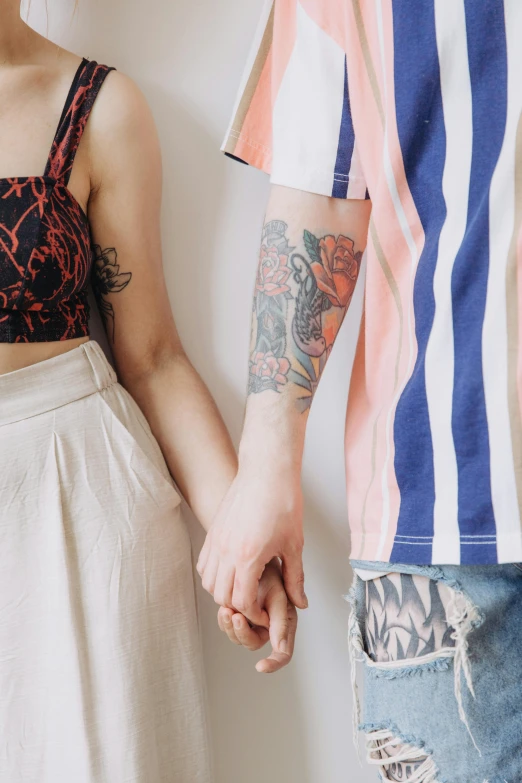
top-left (44, 59), bottom-right (115, 185)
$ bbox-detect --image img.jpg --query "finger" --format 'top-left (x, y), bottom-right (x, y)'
top-left (213, 564), bottom-right (236, 609)
top-left (257, 604), bottom-right (297, 674)
top-left (232, 563), bottom-right (269, 626)
top-left (256, 651), bottom-right (291, 674)
top-left (218, 608), bottom-right (242, 646)
top-left (218, 608), bottom-right (269, 650)
top-left (231, 613), bottom-right (269, 651)
top-left (281, 551), bottom-right (308, 609)
top-left (196, 533), bottom-right (211, 577)
top-left (266, 588), bottom-right (291, 655)
top-left (200, 552), bottom-right (219, 596)
top-left (217, 606), bottom-right (234, 634)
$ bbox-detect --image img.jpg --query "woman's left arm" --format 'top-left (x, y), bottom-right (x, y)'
top-left (85, 71), bottom-right (237, 530)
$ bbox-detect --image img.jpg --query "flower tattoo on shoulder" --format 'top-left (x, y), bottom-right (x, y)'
top-left (92, 245), bottom-right (132, 342)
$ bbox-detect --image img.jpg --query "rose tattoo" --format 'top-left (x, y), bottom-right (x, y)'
top-left (248, 221), bottom-right (362, 412)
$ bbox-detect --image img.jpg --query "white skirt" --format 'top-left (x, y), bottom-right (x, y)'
top-left (0, 341), bottom-right (212, 782)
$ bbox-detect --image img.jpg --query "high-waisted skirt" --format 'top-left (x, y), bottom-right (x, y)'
top-left (0, 341), bottom-right (212, 782)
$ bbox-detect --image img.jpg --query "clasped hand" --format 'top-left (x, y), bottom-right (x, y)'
top-left (197, 467), bottom-right (307, 672)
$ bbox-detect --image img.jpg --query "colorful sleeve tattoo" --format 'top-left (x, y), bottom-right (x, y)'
top-left (249, 219), bottom-right (363, 412)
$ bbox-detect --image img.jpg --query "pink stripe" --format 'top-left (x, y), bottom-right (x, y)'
top-left (272, 0), bottom-right (298, 95)
top-left (347, 139), bottom-right (367, 198)
top-left (344, 0), bottom-right (426, 561)
top-left (377, 0), bottom-right (425, 561)
top-left (345, 310), bottom-right (385, 559)
top-left (232, 0), bottom-right (297, 172)
top-left (299, 0), bottom-right (348, 50)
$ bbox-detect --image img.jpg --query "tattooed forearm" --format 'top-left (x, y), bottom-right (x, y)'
top-left (249, 220), bottom-right (294, 394)
top-left (92, 245), bottom-right (132, 342)
top-left (248, 220), bottom-right (362, 411)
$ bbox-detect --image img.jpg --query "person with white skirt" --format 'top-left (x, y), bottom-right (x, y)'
top-left (0, 3), bottom-right (297, 782)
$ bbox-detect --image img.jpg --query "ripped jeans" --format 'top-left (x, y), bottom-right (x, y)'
top-left (348, 561), bottom-right (522, 783)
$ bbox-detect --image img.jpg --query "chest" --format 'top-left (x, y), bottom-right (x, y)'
top-left (0, 64), bottom-right (95, 313)
top-left (0, 67), bottom-right (90, 208)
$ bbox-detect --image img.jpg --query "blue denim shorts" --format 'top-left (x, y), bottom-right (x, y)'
top-left (348, 560), bottom-right (522, 783)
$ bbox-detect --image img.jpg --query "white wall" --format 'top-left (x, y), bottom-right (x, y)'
top-left (28, 1), bottom-right (373, 780)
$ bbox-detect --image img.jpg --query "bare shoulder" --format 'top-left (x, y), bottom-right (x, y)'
top-left (90, 71), bottom-right (150, 130)
top-left (86, 70), bottom-right (161, 188)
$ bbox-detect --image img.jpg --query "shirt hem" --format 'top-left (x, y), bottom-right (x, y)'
top-left (0, 327), bottom-right (90, 344)
top-left (349, 532), bottom-right (522, 566)
top-left (221, 131), bottom-right (370, 200)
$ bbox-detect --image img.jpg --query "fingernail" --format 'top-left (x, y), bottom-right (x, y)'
top-left (223, 615), bottom-right (231, 625)
top-left (233, 616), bottom-right (241, 629)
top-left (302, 594), bottom-right (309, 609)
top-left (279, 639), bottom-right (288, 654)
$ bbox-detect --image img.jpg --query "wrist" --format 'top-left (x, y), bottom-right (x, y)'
top-left (237, 450), bottom-right (302, 487)
top-left (239, 418), bottom-right (305, 480)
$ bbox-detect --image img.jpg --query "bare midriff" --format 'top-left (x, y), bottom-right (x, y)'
top-left (0, 336), bottom-right (90, 376)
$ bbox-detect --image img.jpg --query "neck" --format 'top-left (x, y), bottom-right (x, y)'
top-left (0, 2), bottom-right (33, 63)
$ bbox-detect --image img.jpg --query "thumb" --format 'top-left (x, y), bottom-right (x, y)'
top-left (282, 552), bottom-right (308, 610)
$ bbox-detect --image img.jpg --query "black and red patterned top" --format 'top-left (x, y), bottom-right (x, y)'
top-left (0, 59), bottom-right (114, 343)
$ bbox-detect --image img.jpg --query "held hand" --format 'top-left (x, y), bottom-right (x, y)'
top-left (217, 559), bottom-right (298, 673)
top-left (197, 463), bottom-right (307, 627)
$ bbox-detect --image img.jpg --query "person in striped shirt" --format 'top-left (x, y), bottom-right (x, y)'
top-left (198, 1), bottom-right (522, 779)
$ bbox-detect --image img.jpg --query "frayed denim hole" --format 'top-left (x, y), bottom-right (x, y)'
top-left (361, 722), bottom-right (442, 783)
top-left (350, 570), bottom-right (484, 756)
top-left (359, 722), bottom-right (434, 754)
top-left (345, 573), bottom-right (369, 761)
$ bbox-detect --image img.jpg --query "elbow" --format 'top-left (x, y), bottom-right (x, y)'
top-left (116, 337), bottom-right (189, 388)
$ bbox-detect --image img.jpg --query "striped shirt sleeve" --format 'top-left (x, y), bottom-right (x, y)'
top-left (221, 0), bottom-right (369, 200)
